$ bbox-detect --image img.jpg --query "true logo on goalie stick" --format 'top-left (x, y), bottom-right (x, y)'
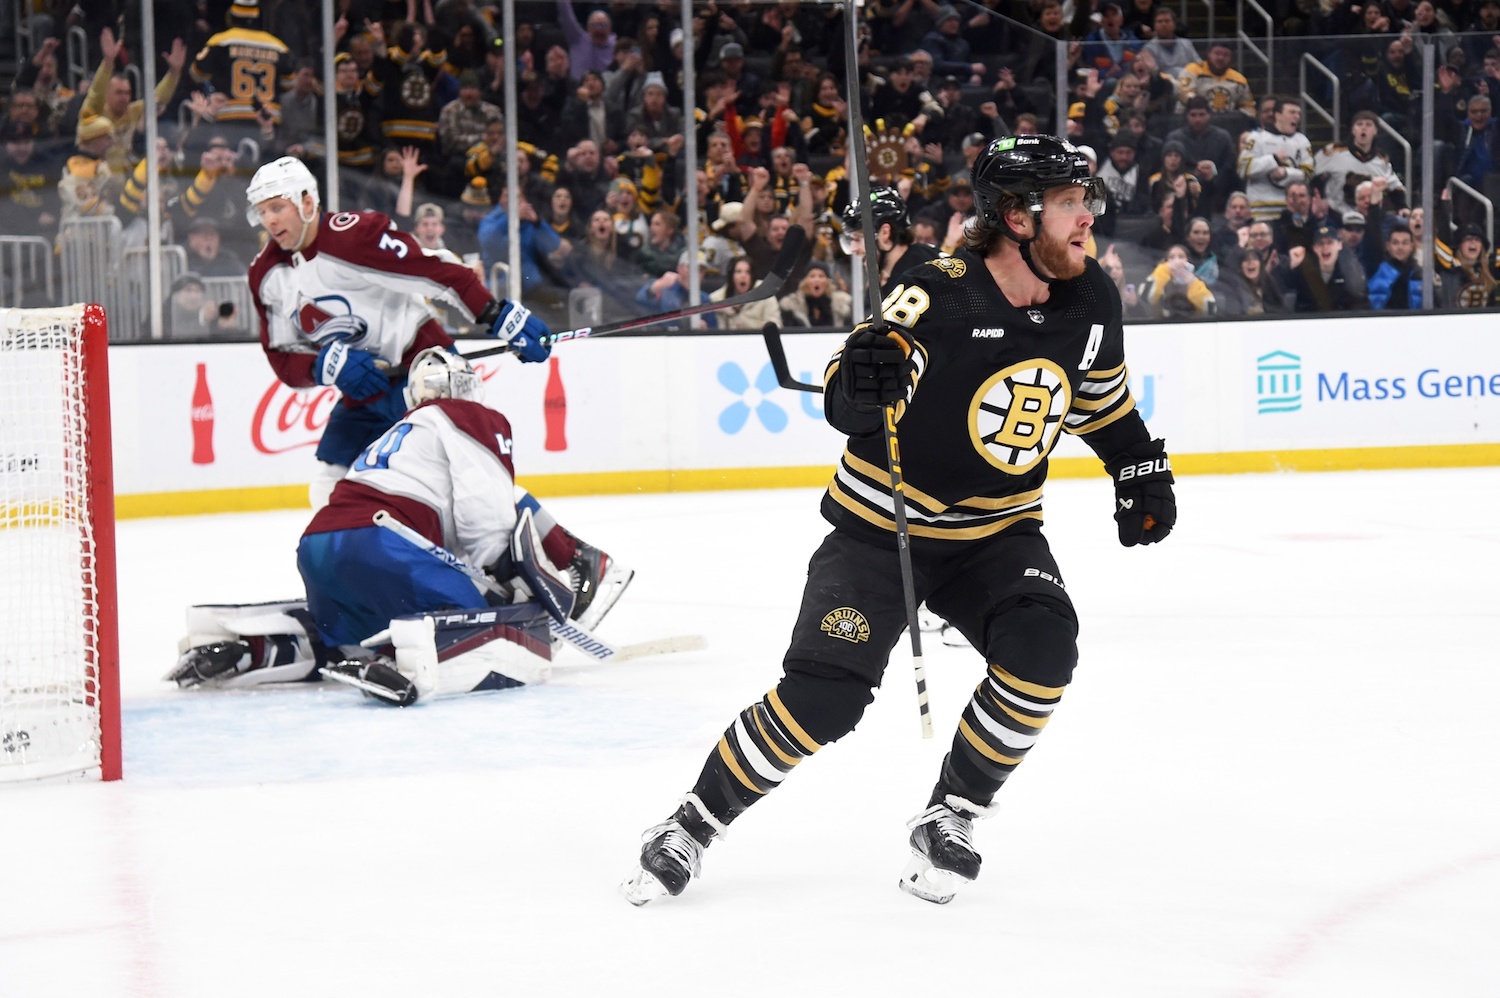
top-left (820, 607), bottom-right (870, 644)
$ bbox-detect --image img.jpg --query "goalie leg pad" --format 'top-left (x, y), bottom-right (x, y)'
top-left (389, 602), bottom-right (554, 699)
top-left (170, 600), bottom-right (321, 687)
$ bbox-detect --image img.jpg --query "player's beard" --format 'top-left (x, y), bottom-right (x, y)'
top-left (1030, 228), bottom-right (1087, 281)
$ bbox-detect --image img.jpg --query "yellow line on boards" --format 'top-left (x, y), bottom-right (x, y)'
top-left (110, 446), bottom-right (1500, 520)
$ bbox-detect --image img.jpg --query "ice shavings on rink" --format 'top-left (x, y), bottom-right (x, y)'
top-left (2, 468), bottom-right (1499, 998)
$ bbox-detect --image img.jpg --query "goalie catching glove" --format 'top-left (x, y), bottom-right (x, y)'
top-left (1105, 439), bottom-right (1176, 547)
top-left (839, 324), bottom-right (914, 409)
top-left (482, 299), bottom-right (551, 363)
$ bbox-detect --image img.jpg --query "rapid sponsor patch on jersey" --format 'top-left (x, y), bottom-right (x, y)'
top-left (968, 360), bottom-right (1071, 474)
top-left (820, 607), bottom-right (870, 644)
top-left (972, 327), bottom-right (1006, 339)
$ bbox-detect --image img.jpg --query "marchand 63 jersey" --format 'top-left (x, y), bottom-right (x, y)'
top-left (822, 251), bottom-right (1149, 545)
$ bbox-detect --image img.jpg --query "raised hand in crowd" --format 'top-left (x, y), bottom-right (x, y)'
top-left (399, 146), bottom-right (427, 181)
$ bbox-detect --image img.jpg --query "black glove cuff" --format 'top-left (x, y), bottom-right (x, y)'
top-left (473, 299), bottom-right (502, 332)
top-left (1106, 438), bottom-right (1174, 485)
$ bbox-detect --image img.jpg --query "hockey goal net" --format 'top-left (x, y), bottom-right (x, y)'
top-left (0, 304), bottom-right (120, 782)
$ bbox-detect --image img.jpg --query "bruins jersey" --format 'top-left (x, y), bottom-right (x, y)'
top-left (189, 28), bottom-right (292, 124)
top-left (822, 252), bottom-right (1147, 546)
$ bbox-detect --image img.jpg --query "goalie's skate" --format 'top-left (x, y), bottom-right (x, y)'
top-left (898, 795), bottom-right (994, 904)
top-left (570, 541), bottom-right (634, 631)
top-left (166, 641), bottom-right (251, 687)
top-left (620, 794), bottom-right (724, 906)
top-left (320, 657), bottom-right (418, 707)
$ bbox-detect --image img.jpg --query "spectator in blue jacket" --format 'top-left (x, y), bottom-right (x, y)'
top-left (478, 185), bottom-right (563, 294)
top-left (1368, 224), bottom-right (1424, 310)
top-left (635, 250), bottom-right (717, 325)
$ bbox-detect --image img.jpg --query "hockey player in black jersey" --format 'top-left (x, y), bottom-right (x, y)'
top-left (840, 185), bottom-right (946, 297)
top-left (622, 135), bottom-right (1176, 906)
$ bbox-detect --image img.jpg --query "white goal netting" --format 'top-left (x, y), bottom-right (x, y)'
top-left (0, 305), bottom-right (118, 782)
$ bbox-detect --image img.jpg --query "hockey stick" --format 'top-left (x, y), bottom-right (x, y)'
top-left (371, 511), bottom-right (704, 663)
top-left (455, 223), bottom-right (809, 363)
top-left (762, 322), bottom-right (825, 394)
top-left (843, 3), bottom-right (932, 739)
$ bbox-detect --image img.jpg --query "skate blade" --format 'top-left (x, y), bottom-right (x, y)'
top-left (620, 865), bottom-right (671, 907)
top-left (578, 565), bottom-right (635, 631)
top-left (318, 666), bottom-right (416, 706)
top-left (939, 624), bottom-right (974, 649)
top-left (898, 852), bottom-right (970, 905)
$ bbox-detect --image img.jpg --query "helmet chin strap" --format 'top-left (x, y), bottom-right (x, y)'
top-left (1001, 209), bottom-right (1062, 285)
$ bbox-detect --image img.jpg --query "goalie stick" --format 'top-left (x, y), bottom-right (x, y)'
top-left (371, 511), bottom-right (704, 663)
top-left (842, 2), bottom-right (932, 739)
top-left (454, 222), bottom-right (809, 363)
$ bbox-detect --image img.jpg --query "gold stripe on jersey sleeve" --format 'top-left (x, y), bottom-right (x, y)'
top-left (1082, 361), bottom-right (1126, 383)
top-left (767, 689), bottom-right (821, 754)
top-left (959, 718), bottom-right (1024, 765)
top-left (1066, 398), bottom-right (1138, 435)
top-left (1069, 381), bottom-right (1130, 411)
top-left (717, 735), bottom-right (768, 795)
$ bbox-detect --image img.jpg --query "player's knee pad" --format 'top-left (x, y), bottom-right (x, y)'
top-left (983, 596), bottom-right (1080, 689)
top-left (387, 602), bottom-right (553, 699)
top-left (778, 659), bottom-right (878, 744)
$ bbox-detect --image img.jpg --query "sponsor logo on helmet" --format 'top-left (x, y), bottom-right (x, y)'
top-left (820, 607), bottom-right (871, 644)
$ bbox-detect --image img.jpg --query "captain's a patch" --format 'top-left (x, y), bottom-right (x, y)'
top-left (821, 607), bottom-right (871, 644)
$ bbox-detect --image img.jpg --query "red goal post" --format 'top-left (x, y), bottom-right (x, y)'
top-left (0, 304), bottom-right (121, 782)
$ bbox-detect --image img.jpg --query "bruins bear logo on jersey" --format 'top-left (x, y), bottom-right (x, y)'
top-left (823, 252), bottom-right (1136, 544)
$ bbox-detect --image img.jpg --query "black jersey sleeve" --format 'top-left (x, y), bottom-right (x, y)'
top-left (1065, 270), bottom-right (1154, 463)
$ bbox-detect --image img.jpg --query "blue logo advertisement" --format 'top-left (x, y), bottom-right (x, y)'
top-left (717, 362), bottom-right (789, 434)
top-left (1256, 350), bottom-right (1302, 414)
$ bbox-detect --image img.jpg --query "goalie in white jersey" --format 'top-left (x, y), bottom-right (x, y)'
top-left (246, 156), bottom-right (553, 507)
top-left (167, 349), bottom-right (633, 705)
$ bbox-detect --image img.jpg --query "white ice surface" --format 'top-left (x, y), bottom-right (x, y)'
top-left (3, 468), bottom-right (1499, 997)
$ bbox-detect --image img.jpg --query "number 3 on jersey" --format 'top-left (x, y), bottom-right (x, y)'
top-left (880, 284), bottom-right (931, 328)
top-left (354, 424), bottom-right (413, 471)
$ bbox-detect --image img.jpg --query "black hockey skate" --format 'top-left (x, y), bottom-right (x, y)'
top-left (167, 641), bottom-right (251, 688)
top-left (569, 540), bottom-right (634, 631)
top-left (620, 795), bottom-right (724, 906)
top-left (899, 794), bottom-right (994, 904)
top-left (320, 657), bottom-right (418, 707)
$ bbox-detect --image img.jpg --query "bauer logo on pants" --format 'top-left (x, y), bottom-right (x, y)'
top-left (820, 607), bottom-right (870, 644)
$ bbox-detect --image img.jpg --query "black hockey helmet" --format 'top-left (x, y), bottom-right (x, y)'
top-left (971, 135), bottom-right (1105, 229)
top-left (841, 185), bottom-right (908, 236)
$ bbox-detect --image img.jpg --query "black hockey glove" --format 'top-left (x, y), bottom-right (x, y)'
top-left (839, 324), bottom-right (914, 410)
top-left (1105, 439), bottom-right (1176, 547)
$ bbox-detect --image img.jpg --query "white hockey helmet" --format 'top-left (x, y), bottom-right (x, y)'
top-left (246, 156), bottom-right (320, 226)
top-left (404, 347), bottom-right (481, 409)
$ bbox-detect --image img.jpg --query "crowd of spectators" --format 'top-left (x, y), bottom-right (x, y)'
top-left (7, 0), bottom-right (1500, 337)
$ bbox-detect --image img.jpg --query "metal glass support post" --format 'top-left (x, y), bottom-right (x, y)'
top-left (323, 0), bottom-right (339, 212)
top-left (503, 0), bottom-right (521, 302)
top-left (682, 0), bottom-right (700, 321)
top-left (143, 0), bottom-right (163, 340)
top-left (1421, 41), bottom-right (1435, 310)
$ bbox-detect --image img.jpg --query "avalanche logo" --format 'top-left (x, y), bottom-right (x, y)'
top-left (717, 362), bottom-right (788, 434)
top-left (968, 359), bottom-right (1070, 474)
top-left (296, 294), bottom-right (364, 344)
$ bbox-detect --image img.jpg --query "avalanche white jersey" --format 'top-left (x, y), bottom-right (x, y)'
top-left (249, 210), bottom-right (494, 388)
top-left (304, 398), bottom-right (517, 571)
top-left (1237, 128), bottom-right (1315, 220)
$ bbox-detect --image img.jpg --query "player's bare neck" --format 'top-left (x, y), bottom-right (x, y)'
top-left (987, 248), bottom-right (1050, 307)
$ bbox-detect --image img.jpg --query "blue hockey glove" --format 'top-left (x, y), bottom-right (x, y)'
top-left (490, 300), bottom-right (552, 363)
top-left (1105, 439), bottom-right (1176, 547)
top-left (314, 341), bottom-right (391, 400)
